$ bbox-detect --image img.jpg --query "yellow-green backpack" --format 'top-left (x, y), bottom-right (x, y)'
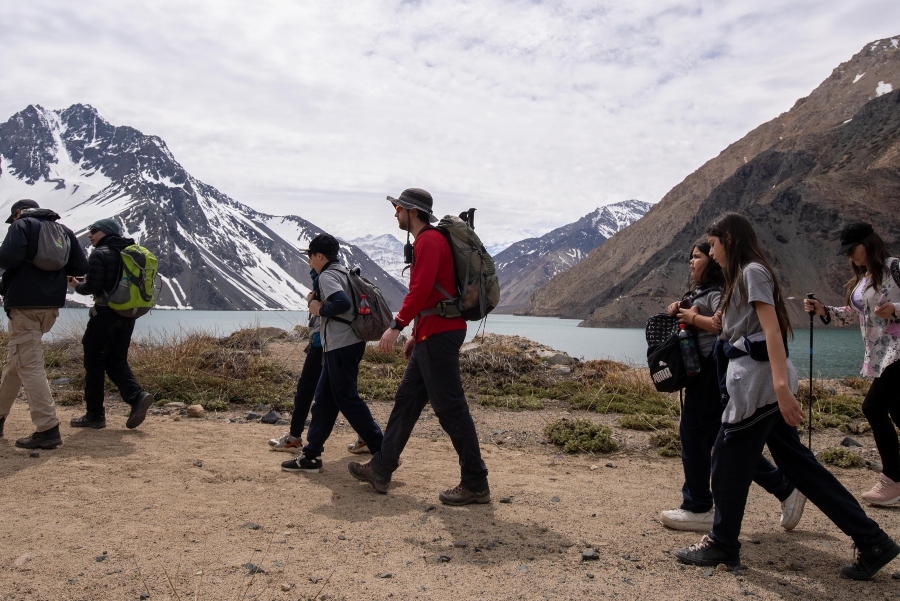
top-left (106, 245), bottom-right (159, 318)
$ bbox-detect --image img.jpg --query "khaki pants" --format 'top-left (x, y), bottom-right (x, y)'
top-left (0, 308), bottom-right (59, 431)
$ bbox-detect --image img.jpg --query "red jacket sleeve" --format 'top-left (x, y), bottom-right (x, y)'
top-left (394, 231), bottom-right (443, 328)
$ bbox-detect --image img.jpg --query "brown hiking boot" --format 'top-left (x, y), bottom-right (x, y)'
top-left (439, 484), bottom-right (491, 506)
top-left (348, 461), bottom-right (389, 494)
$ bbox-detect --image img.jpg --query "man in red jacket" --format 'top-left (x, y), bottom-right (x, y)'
top-left (348, 188), bottom-right (490, 505)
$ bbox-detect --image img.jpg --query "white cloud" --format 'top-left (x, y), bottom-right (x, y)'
top-left (1, 0), bottom-right (898, 249)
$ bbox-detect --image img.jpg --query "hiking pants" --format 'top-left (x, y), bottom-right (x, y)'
top-left (370, 330), bottom-right (489, 491)
top-left (290, 344), bottom-right (323, 439)
top-left (304, 341), bottom-right (382, 456)
top-left (82, 309), bottom-right (142, 416)
top-left (0, 308), bottom-right (59, 431)
top-left (680, 363), bottom-right (794, 512)
top-left (710, 404), bottom-right (888, 555)
top-left (862, 360), bottom-right (900, 482)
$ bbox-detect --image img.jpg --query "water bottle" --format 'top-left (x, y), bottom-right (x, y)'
top-left (358, 294), bottom-right (371, 315)
top-left (678, 324), bottom-right (701, 377)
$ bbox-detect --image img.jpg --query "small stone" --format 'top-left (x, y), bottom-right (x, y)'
top-left (590, 465), bottom-right (598, 471)
top-left (95, 555), bottom-right (106, 562)
top-left (517, 564), bottom-right (529, 573)
top-left (193, 460), bottom-right (203, 467)
top-left (453, 541), bottom-right (467, 548)
top-left (338, 535), bottom-right (346, 540)
top-left (702, 569), bottom-right (714, 578)
top-left (51, 377), bottom-right (72, 385)
top-left (255, 402), bottom-right (267, 412)
top-left (716, 563), bottom-right (729, 572)
top-left (261, 409), bottom-right (281, 424)
top-left (551, 496), bottom-right (560, 503)
top-left (380, 573), bottom-right (392, 578)
top-left (245, 412), bottom-right (261, 421)
top-left (865, 459), bottom-right (884, 473)
top-left (785, 561), bottom-right (803, 571)
top-left (29, 451), bottom-right (39, 458)
top-left (581, 549), bottom-right (599, 561)
top-left (499, 497), bottom-right (512, 504)
top-left (281, 583), bottom-right (291, 592)
top-left (245, 522), bottom-right (261, 530)
top-left (892, 571), bottom-right (900, 580)
top-left (605, 463), bottom-right (616, 468)
top-left (186, 405), bottom-right (205, 418)
top-left (276, 418), bottom-right (290, 426)
top-left (164, 402), bottom-right (187, 410)
top-left (14, 552), bottom-right (35, 567)
top-left (586, 573), bottom-right (595, 579)
top-left (243, 562), bottom-right (265, 574)
top-left (140, 594), bottom-right (150, 600)
top-left (172, 415), bottom-right (181, 421)
top-left (432, 555), bottom-right (451, 563)
top-left (840, 436), bottom-right (862, 447)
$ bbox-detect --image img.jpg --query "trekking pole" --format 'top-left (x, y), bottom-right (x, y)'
top-left (806, 293), bottom-right (816, 450)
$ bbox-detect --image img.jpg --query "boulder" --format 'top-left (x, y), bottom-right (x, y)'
top-left (186, 405), bottom-right (205, 418)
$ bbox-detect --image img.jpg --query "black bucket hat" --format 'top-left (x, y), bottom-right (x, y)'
top-left (386, 188), bottom-right (438, 224)
top-left (837, 222), bottom-right (874, 256)
top-left (5, 199), bottom-right (39, 224)
top-left (301, 233), bottom-right (340, 257)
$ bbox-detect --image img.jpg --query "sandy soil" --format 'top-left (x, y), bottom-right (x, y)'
top-left (2, 391), bottom-right (899, 601)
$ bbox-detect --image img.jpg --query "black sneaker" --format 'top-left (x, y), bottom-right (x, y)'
top-left (15, 424), bottom-right (62, 449)
top-left (840, 539), bottom-right (900, 580)
top-left (281, 454), bottom-right (323, 473)
top-left (438, 484), bottom-right (491, 506)
top-left (126, 391), bottom-right (155, 429)
top-left (674, 535), bottom-right (740, 567)
top-left (71, 413), bottom-right (107, 429)
top-left (348, 461), bottom-right (390, 493)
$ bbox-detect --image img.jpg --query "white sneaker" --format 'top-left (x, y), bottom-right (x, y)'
top-left (660, 508), bottom-right (714, 532)
top-left (347, 437), bottom-right (370, 454)
top-left (780, 488), bottom-right (806, 531)
top-left (268, 432), bottom-right (303, 453)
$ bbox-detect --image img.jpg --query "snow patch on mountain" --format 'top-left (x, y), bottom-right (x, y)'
top-left (348, 234), bottom-right (409, 286)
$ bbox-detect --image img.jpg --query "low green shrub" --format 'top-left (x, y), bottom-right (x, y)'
top-left (649, 428), bottom-right (681, 457)
top-left (617, 413), bottom-right (675, 431)
top-left (544, 419), bottom-right (618, 454)
top-left (819, 447), bottom-right (863, 468)
top-left (477, 395), bottom-right (544, 410)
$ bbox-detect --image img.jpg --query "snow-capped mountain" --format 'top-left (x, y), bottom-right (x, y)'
top-left (0, 104), bottom-right (408, 310)
top-left (493, 200), bottom-right (651, 309)
top-left (348, 234), bottom-right (409, 285)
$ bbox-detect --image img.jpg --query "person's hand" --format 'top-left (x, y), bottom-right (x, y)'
top-left (803, 298), bottom-right (826, 316)
top-left (711, 311), bottom-right (722, 331)
top-left (667, 301), bottom-right (680, 316)
top-left (677, 305), bottom-right (699, 326)
top-left (874, 302), bottom-right (897, 320)
top-left (306, 290), bottom-right (316, 302)
top-left (403, 335), bottom-right (415, 360)
top-left (67, 276), bottom-right (78, 287)
top-left (379, 328), bottom-right (400, 353)
top-left (308, 299), bottom-right (323, 316)
top-left (776, 388), bottom-right (806, 427)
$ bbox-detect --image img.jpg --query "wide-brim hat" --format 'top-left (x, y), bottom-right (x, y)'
top-left (837, 222), bottom-right (874, 256)
top-left (6, 199), bottom-right (39, 224)
top-left (387, 188), bottom-right (438, 223)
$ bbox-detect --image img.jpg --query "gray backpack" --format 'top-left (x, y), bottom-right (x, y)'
top-left (327, 264), bottom-right (393, 342)
top-left (27, 219), bottom-right (71, 271)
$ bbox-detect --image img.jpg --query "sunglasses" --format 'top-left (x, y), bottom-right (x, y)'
top-left (89, 227), bottom-right (101, 235)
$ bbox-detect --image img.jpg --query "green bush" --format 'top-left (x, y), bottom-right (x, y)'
top-left (544, 419), bottom-right (618, 454)
top-left (819, 447), bottom-right (863, 468)
top-left (477, 395), bottom-right (544, 410)
top-left (617, 413), bottom-right (675, 431)
top-left (649, 428), bottom-right (681, 457)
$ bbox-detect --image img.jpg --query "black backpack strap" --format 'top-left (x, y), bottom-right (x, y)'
top-left (891, 259), bottom-right (900, 288)
top-left (24, 219), bottom-right (42, 263)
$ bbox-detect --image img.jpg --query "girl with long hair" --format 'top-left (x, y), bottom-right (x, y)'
top-left (660, 242), bottom-right (804, 533)
top-left (805, 223), bottom-right (900, 505)
top-left (674, 213), bottom-right (898, 580)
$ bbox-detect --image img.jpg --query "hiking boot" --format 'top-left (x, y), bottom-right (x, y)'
top-left (70, 413), bottom-right (107, 429)
top-left (674, 535), bottom-right (740, 567)
top-left (660, 508), bottom-right (714, 532)
top-left (861, 474), bottom-right (900, 506)
top-left (347, 437), bottom-right (370, 454)
top-left (281, 453), bottom-right (322, 473)
top-left (348, 460), bottom-right (389, 494)
top-left (15, 424), bottom-right (62, 450)
top-left (439, 484), bottom-right (491, 506)
top-left (0, 415), bottom-right (5, 438)
top-left (269, 432), bottom-right (303, 453)
top-left (840, 539), bottom-right (900, 580)
top-left (126, 391), bottom-right (155, 429)
top-left (780, 488), bottom-right (806, 531)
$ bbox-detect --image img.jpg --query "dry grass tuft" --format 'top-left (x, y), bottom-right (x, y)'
top-left (544, 419), bottom-right (618, 454)
top-left (818, 446), bottom-right (864, 468)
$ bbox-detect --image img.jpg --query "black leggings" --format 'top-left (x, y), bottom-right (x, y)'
top-left (862, 360), bottom-right (900, 482)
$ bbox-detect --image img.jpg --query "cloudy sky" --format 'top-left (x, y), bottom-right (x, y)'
top-left (2, 1), bottom-right (899, 250)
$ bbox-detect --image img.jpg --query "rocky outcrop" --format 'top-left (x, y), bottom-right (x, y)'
top-left (521, 36), bottom-right (900, 327)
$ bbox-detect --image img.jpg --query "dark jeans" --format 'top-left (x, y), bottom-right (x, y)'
top-left (710, 404), bottom-right (888, 555)
top-left (370, 329), bottom-right (488, 490)
top-left (304, 341), bottom-right (382, 456)
top-left (680, 363), bottom-right (793, 512)
top-left (82, 309), bottom-right (142, 416)
top-left (862, 360), bottom-right (900, 482)
top-left (290, 345), bottom-right (323, 439)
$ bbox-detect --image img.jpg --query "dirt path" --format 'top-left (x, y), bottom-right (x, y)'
top-left (1, 399), bottom-right (898, 601)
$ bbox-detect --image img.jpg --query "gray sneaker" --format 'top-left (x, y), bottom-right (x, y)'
top-left (348, 461), bottom-right (389, 493)
top-left (439, 484), bottom-right (491, 506)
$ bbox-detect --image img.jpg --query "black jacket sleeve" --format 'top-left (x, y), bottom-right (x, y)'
top-left (319, 290), bottom-right (352, 317)
top-left (64, 229), bottom-right (89, 277)
top-left (0, 221), bottom-right (30, 271)
top-left (74, 247), bottom-right (108, 296)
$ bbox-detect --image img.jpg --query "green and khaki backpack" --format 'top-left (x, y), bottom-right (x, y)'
top-left (106, 245), bottom-right (159, 318)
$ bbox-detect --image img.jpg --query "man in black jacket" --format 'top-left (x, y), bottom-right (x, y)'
top-left (0, 199), bottom-right (89, 449)
top-left (68, 218), bottom-right (154, 430)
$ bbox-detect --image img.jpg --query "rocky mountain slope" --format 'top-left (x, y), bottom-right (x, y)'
top-left (493, 200), bottom-right (651, 310)
top-left (0, 104), bottom-right (408, 310)
top-left (348, 234), bottom-right (409, 286)
top-left (522, 36), bottom-right (900, 327)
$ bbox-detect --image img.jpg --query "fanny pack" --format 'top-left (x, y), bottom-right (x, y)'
top-left (714, 333), bottom-right (789, 405)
